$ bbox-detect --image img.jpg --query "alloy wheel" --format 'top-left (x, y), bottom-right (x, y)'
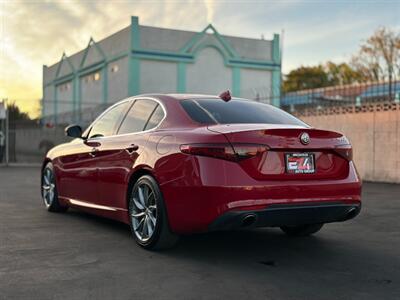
top-left (131, 183), bottom-right (158, 242)
top-left (42, 168), bottom-right (55, 207)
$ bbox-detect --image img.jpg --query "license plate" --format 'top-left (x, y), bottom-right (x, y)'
top-left (285, 153), bottom-right (315, 174)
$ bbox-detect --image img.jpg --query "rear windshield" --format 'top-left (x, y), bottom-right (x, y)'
top-left (181, 99), bottom-right (307, 126)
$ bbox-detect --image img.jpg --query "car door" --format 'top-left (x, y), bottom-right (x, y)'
top-left (59, 101), bottom-right (131, 206)
top-left (95, 99), bottom-right (165, 210)
top-left (56, 139), bottom-right (101, 205)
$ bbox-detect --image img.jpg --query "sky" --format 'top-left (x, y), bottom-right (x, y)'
top-left (1, 0), bottom-right (399, 117)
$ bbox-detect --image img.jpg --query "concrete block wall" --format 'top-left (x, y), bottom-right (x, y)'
top-left (300, 109), bottom-right (400, 183)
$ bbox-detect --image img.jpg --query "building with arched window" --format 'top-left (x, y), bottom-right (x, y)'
top-left (42, 16), bottom-right (281, 125)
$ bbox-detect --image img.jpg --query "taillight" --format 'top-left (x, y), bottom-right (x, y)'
top-left (180, 143), bottom-right (268, 162)
top-left (334, 145), bottom-right (353, 161)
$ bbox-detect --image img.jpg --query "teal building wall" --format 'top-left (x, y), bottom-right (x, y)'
top-left (42, 16), bottom-right (281, 124)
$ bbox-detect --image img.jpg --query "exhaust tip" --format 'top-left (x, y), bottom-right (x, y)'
top-left (346, 207), bottom-right (358, 219)
top-left (241, 214), bottom-right (257, 227)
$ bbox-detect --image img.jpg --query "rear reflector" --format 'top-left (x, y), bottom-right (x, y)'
top-left (180, 143), bottom-right (268, 162)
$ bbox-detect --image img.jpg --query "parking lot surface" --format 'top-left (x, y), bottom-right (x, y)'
top-left (0, 167), bottom-right (399, 300)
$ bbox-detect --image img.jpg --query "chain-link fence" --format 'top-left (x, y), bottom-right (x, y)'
top-left (0, 118), bottom-right (6, 165)
top-left (2, 100), bottom-right (110, 165)
top-left (278, 80), bottom-right (400, 114)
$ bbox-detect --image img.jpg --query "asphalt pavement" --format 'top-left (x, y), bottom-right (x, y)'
top-left (0, 167), bottom-right (399, 300)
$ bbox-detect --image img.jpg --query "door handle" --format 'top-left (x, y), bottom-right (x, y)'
top-left (125, 144), bottom-right (139, 154)
top-left (89, 147), bottom-right (99, 157)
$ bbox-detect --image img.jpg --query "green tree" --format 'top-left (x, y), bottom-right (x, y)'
top-left (325, 62), bottom-right (365, 85)
top-left (283, 27), bottom-right (399, 94)
top-left (351, 27), bottom-right (400, 96)
top-left (283, 65), bottom-right (330, 92)
top-left (7, 102), bottom-right (32, 122)
top-left (283, 63), bottom-right (365, 93)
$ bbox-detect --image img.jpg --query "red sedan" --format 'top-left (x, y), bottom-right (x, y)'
top-left (41, 93), bottom-right (362, 249)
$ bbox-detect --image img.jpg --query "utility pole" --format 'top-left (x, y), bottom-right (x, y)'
top-left (0, 98), bottom-right (8, 166)
top-left (5, 99), bottom-right (9, 166)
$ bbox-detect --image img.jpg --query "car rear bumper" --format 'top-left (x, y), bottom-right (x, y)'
top-left (158, 156), bottom-right (362, 234)
top-left (208, 202), bottom-right (361, 231)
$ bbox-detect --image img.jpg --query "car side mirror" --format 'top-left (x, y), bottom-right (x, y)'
top-left (65, 124), bottom-right (83, 139)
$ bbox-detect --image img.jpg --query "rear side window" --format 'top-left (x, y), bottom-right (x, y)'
top-left (181, 99), bottom-right (306, 126)
top-left (144, 105), bottom-right (164, 130)
top-left (118, 99), bottom-right (159, 134)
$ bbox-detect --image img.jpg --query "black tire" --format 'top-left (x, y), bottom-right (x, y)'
top-left (280, 223), bottom-right (323, 237)
top-left (41, 162), bottom-right (68, 213)
top-left (128, 175), bottom-right (178, 250)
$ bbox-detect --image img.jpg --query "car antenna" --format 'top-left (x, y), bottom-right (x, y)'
top-left (219, 90), bottom-right (231, 102)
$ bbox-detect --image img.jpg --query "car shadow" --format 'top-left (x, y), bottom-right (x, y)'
top-left (63, 207), bottom-right (398, 288)
top-left (64, 208), bottom-right (373, 267)
top-left (64, 209), bottom-right (132, 237)
top-left (166, 228), bottom-right (335, 266)
top-left (65, 207), bottom-right (329, 260)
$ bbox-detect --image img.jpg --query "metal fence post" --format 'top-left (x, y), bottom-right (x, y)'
top-left (355, 96), bottom-right (361, 107)
top-left (5, 99), bottom-right (9, 166)
top-left (395, 93), bottom-right (399, 104)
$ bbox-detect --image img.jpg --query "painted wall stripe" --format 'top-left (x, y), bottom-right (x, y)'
top-left (128, 16), bottom-right (140, 96)
top-left (272, 69), bottom-right (281, 107)
top-left (232, 67), bottom-right (241, 97)
top-left (272, 34), bottom-right (281, 107)
top-left (272, 34), bottom-right (281, 64)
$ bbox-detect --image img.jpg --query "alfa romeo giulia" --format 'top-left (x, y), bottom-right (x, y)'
top-left (41, 92), bottom-right (362, 249)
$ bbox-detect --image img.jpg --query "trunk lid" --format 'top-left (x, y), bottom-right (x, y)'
top-left (208, 124), bottom-right (351, 180)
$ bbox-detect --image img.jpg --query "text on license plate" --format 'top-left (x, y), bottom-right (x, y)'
top-left (285, 153), bottom-right (315, 174)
